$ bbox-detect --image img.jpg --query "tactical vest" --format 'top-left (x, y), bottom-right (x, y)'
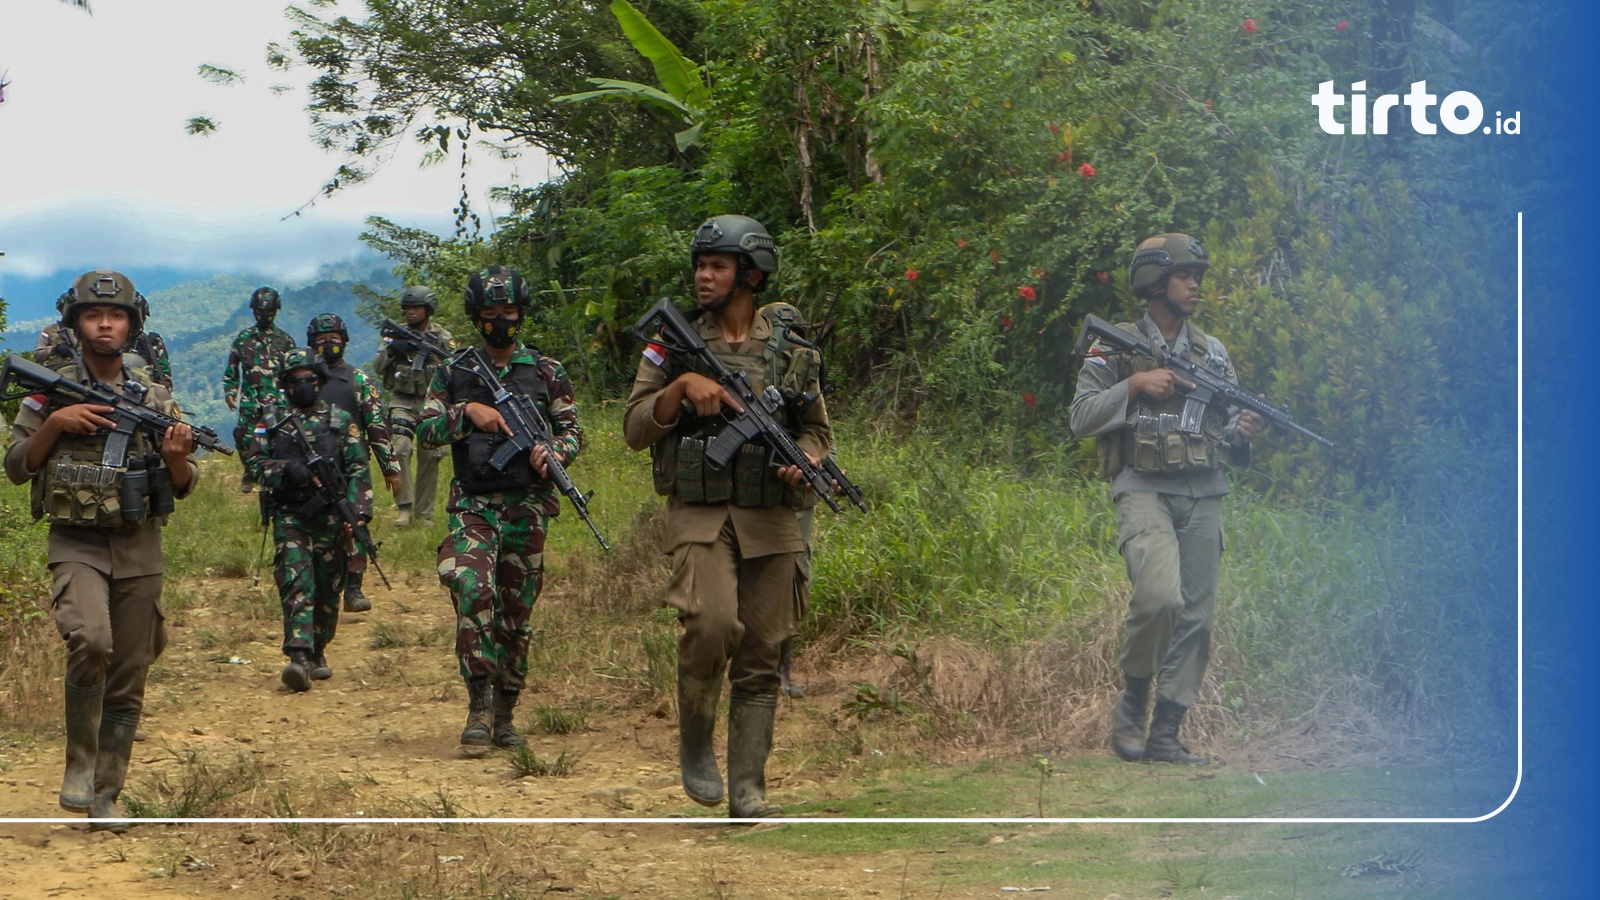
top-left (321, 366), bottom-right (361, 433)
top-left (448, 356), bottom-right (549, 494)
top-left (1098, 319), bottom-right (1231, 479)
top-left (650, 303), bottom-right (821, 509)
top-left (385, 326), bottom-right (444, 397)
top-left (266, 408), bottom-right (345, 519)
top-left (32, 367), bottom-right (174, 528)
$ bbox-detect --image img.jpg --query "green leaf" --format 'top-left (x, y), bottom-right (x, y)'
top-left (554, 79), bottom-right (694, 121)
top-left (184, 116), bottom-right (219, 136)
top-left (608, 0), bottom-right (709, 109)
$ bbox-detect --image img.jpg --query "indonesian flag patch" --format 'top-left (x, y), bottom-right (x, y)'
top-left (642, 343), bottom-right (667, 367)
top-left (21, 394), bottom-right (46, 412)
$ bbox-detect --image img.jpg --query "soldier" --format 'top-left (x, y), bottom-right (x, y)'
top-left (246, 349), bottom-right (371, 692)
top-left (623, 215), bottom-right (831, 818)
top-left (40, 291), bottom-right (172, 389)
top-left (416, 266), bottom-right (584, 758)
top-left (4, 270), bottom-right (199, 831)
top-left (305, 313), bottom-right (401, 613)
top-left (33, 293), bottom-right (76, 365)
top-left (374, 286), bottom-right (454, 527)
top-left (223, 287), bottom-right (297, 491)
top-left (1069, 233), bottom-right (1264, 765)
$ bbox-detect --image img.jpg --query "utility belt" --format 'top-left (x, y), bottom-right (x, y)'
top-left (34, 452), bottom-right (175, 528)
top-left (652, 432), bottom-right (810, 509)
top-left (1121, 410), bottom-right (1224, 474)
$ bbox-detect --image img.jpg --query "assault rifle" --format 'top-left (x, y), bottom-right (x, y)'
top-left (449, 348), bottom-right (612, 551)
top-left (379, 318), bottom-right (453, 375)
top-left (268, 414), bottom-right (392, 589)
top-left (631, 298), bottom-right (867, 513)
top-left (1073, 315), bottom-right (1333, 449)
top-left (0, 353), bottom-right (233, 463)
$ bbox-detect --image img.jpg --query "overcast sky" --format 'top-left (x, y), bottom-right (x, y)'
top-left (0, 0), bottom-right (542, 288)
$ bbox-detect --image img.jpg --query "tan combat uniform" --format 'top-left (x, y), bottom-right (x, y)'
top-left (623, 305), bottom-right (831, 694)
top-left (374, 320), bottom-right (454, 521)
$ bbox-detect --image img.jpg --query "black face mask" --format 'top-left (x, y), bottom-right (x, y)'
top-left (255, 312), bottom-right (276, 330)
top-left (288, 382), bottom-right (321, 409)
top-left (316, 342), bottom-right (345, 363)
top-left (479, 316), bottom-right (521, 349)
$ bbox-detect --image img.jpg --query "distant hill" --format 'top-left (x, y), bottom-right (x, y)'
top-left (3, 260), bottom-right (401, 439)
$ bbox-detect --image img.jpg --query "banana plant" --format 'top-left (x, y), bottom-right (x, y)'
top-left (553, 0), bottom-right (710, 152)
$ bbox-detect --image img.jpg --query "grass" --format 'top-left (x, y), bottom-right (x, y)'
top-left (122, 745), bottom-right (266, 818)
top-left (505, 744), bottom-right (581, 778)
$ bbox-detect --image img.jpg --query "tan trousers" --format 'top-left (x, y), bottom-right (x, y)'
top-left (666, 517), bottom-right (802, 695)
top-left (49, 562), bottom-right (167, 716)
top-left (1115, 491), bottom-right (1223, 708)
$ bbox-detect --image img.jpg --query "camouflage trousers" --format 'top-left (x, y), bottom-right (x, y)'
top-left (436, 487), bottom-right (549, 690)
top-left (274, 512), bottom-right (349, 655)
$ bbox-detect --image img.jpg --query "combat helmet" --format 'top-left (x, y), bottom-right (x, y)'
top-left (690, 215), bottom-right (778, 275)
top-left (276, 347), bottom-right (330, 388)
top-left (1129, 233), bottom-right (1209, 296)
top-left (306, 313), bottom-right (349, 343)
top-left (400, 286), bottom-right (439, 312)
top-left (62, 270), bottom-right (144, 336)
top-left (251, 286), bottom-right (282, 313)
top-left (463, 266), bottom-right (530, 318)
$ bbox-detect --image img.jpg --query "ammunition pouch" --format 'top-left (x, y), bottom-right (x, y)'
top-left (452, 430), bottom-right (537, 494)
top-left (390, 365), bottom-right (432, 397)
top-left (33, 451), bottom-right (172, 528)
top-left (1121, 411), bottom-right (1224, 474)
top-left (269, 485), bottom-right (331, 521)
top-left (654, 430), bottom-right (797, 509)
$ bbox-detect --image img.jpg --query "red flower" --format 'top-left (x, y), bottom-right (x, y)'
top-left (1056, 151), bottom-right (1072, 162)
top-left (1000, 314), bottom-right (1014, 330)
top-left (1018, 286), bottom-right (1037, 303)
top-left (1048, 123), bottom-right (1061, 134)
top-left (1078, 162), bottom-right (1096, 179)
top-left (1335, 19), bottom-right (1349, 32)
top-left (1243, 17), bottom-right (1258, 34)
top-left (905, 268), bottom-right (918, 281)
top-left (956, 237), bottom-right (969, 250)
top-left (1095, 270), bottom-right (1110, 283)
top-left (1022, 392), bottom-right (1037, 408)
top-left (990, 250), bottom-right (1001, 263)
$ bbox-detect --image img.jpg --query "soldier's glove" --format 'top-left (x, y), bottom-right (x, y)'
top-left (281, 461), bottom-right (312, 488)
top-left (387, 338), bottom-right (415, 356)
top-left (52, 343), bottom-right (73, 359)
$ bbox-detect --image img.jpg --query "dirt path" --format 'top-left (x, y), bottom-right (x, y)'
top-left (0, 574), bottom-right (989, 898)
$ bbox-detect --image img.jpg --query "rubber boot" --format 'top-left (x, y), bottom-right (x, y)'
top-left (1111, 674), bottom-right (1152, 762)
top-left (677, 665), bottom-right (725, 806)
top-left (778, 644), bottom-right (805, 699)
top-left (89, 709), bottom-right (139, 833)
top-left (343, 571), bottom-right (371, 613)
top-left (281, 649), bottom-right (312, 693)
top-left (492, 689), bottom-right (525, 748)
top-left (60, 680), bottom-right (104, 812)
top-left (459, 675), bottom-right (493, 757)
top-left (395, 507), bottom-right (413, 527)
top-left (1144, 698), bottom-right (1209, 765)
top-left (727, 691), bottom-right (782, 818)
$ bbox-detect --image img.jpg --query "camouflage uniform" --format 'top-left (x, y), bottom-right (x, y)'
top-left (223, 324), bottom-right (298, 455)
top-left (321, 360), bottom-right (399, 587)
top-left (416, 343), bottom-right (582, 690)
top-left (375, 320), bottom-right (454, 522)
top-left (246, 403), bottom-right (370, 663)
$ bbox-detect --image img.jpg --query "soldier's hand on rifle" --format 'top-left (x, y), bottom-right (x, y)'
top-left (281, 460), bottom-right (313, 488)
top-left (530, 443), bottom-right (568, 478)
top-left (1129, 369), bottom-right (1195, 402)
top-left (49, 403), bottom-right (118, 435)
top-left (161, 422), bottom-right (196, 461)
top-left (387, 338), bottom-right (415, 356)
top-left (678, 372), bottom-right (744, 418)
top-left (465, 401), bottom-right (511, 435)
top-left (384, 472), bottom-right (402, 496)
top-left (1233, 408), bottom-right (1266, 443)
top-left (776, 452), bottom-right (823, 490)
top-left (225, 394), bottom-right (238, 411)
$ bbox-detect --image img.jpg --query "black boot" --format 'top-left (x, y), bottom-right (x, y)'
top-left (310, 650), bottom-right (332, 681)
top-left (89, 709), bottom-right (139, 833)
top-left (343, 571), bottom-right (371, 613)
top-left (459, 675), bottom-right (493, 757)
top-left (60, 680), bottom-right (103, 812)
top-left (727, 690), bottom-right (782, 818)
top-left (1111, 674), bottom-right (1152, 762)
top-left (1144, 698), bottom-right (1209, 765)
top-left (677, 665), bottom-right (725, 807)
top-left (281, 649), bottom-right (312, 693)
top-left (492, 689), bottom-right (524, 748)
top-left (778, 644), bottom-right (805, 699)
